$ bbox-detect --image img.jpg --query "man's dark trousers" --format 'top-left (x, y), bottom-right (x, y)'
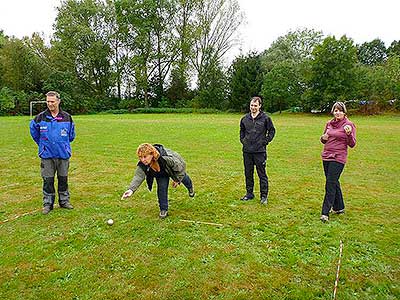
top-left (243, 152), bottom-right (268, 198)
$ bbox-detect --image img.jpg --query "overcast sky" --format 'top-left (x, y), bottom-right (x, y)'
top-left (1, 0), bottom-right (399, 60)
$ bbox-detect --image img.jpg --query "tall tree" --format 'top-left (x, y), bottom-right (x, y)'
top-left (387, 40), bottom-right (400, 57)
top-left (228, 52), bottom-right (263, 111)
top-left (166, 0), bottom-right (198, 106)
top-left (165, 67), bottom-right (192, 106)
top-left (261, 28), bottom-right (323, 71)
top-left (0, 30), bottom-right (6, 47)
top-left (0, 31), bottom-right (7, 89)
top-left (0, 36), bottom-right (47, 113)
top-left (260, 28), bottom-right (322, 111)
top-left (262, 61), bottom-right (303, 113)
top-left (0, 37), bottom-right (46, 92)
top-left (151, 0), bottom-right (177, 104)
top-left (191, 0), bottom-right (243, 79)
top-left (190, 0), bottom-right (243, 108)
top-left (102, 0), bottom-right (125, 100)
top-left (194, 59), bottom-right (227, 109)
top-left (116, 0), bottom-right (175, 107)
top-left (25, 33), bottom-right (53, 70)
top-left (53, 0), bottom-right (114, 107)
top-left (0, 87), bottom-right (15, 115)
top-left (356, 55), bottom-right (400, 105)
top-left (304, 35), bottom-right (358, 111)
top-left (357, 39), bottom-right (387, 66)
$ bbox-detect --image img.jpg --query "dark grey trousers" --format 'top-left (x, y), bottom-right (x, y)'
top-left (243, 152), bottom-right (268, 198)
top-left (41, 158), bottom-right (70, 207)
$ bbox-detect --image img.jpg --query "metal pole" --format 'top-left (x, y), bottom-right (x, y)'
top-left (30, 101), bottom-right (47, 119)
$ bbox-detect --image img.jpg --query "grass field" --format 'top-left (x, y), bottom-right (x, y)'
top-left (0, 113), bottom-right (399, 300)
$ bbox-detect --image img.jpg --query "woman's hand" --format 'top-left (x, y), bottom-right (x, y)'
top-left (121, 189), bottom-right (133, 200)
top-left (344, 125), bottom-right (352, 135)
top-left (321, 133), bottom-right (329, 141)
top-left (172, 181), bottom-right (180, 188)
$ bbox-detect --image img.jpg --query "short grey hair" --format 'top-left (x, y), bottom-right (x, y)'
top-left (46, 91), bottom-right (60, 100)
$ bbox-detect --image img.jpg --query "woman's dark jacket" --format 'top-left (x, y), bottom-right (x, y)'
top-left (128, 144), bottom-right (186, 192)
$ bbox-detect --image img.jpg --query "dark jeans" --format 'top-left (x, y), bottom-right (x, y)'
top-left (321, 160), bottom-right (345, 215)
top-left (40, 158), bottom-right (70, 207)
top-left (156, 173), bottom-right (193, 211)
top-left (243, 152), bottom-right (268, 198)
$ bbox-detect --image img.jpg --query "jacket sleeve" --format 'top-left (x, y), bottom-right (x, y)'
top-left (265, 117), bottom-right (276, 143)
top-left (320, 122), bottom-right (328, 144)
top-left (69, 116), bottom-right (76, 142)
top-left (240, 118), bottom-right (245, 143)
top-left (128, 166), bottom-right (146, 192)
top-left (29, 119), bottom-right (40, 145)
top-left (163, 151), bottom-right (186, 182)
top-left (347, 123), bottom-right (356, 148)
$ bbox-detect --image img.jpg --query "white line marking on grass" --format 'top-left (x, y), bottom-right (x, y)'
top-left (0, 209), bottom-right (40, 225)
top-left (180, 219), bottom-right (223, 227)
top-left (0, 183), bottom-right (20, 190)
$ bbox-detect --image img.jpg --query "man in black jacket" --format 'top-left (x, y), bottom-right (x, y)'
top-left (240, 97), bottom-right (275, 204)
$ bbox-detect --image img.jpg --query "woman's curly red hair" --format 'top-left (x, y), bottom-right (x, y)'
top-left (136, 143), bottom-right (160, 160)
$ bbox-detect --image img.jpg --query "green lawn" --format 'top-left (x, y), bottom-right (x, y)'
top-left (0, 113), bottom-right (399, 300)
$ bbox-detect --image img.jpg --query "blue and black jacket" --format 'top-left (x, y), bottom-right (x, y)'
top-left (30, 109), bottom-right (75, 159)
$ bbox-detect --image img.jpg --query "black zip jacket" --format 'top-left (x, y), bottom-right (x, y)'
top-left (240, 112), bottom-right (275, 153)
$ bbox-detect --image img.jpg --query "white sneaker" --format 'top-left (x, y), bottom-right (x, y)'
top-left (159, 210), bottom-right (168, 219)
top-left (320, 215), bottom-right (329, 222)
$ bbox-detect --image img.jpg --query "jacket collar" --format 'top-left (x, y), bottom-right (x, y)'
top-left (329, 117), bottom-right (347, 128)
top-left (153, 144), bottom-right (167, 156)
top-left (246, 111), bottom-right (264, 120)
top-left (44, 108), bottom-right (64, 120)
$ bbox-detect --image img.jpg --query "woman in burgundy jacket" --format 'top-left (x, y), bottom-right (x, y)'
top-left (320, 102), bottom-right (356, 222)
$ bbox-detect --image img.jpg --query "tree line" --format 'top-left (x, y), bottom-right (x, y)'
top-left (0, 0), bottom-right (399, 115)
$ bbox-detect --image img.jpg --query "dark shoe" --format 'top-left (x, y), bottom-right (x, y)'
top-left (42, 206), bottom-right (52, 215)
top-left (188, 188), bottom-right (195, 198)
top-left (60, 202), bottom-right (74, 209)
top-left (260, 197), bottom-right (268, 205)
top-left (320, 215), bottom-right (329, 222)
top-left (240, 194), bottom-right (254, 201)
top-left (331, 209), bottom-right (345, 214)
top-left (159, 210), bottom-right (168, 219)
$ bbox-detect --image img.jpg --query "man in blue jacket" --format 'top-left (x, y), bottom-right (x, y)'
top-left (240, 96), bottom-right (275, 205)
top-left (30, 91), bottom-right (76, 214)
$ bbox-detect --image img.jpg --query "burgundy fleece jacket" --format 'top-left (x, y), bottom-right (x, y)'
top-left (320, 117), bottom-right (356, 164)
